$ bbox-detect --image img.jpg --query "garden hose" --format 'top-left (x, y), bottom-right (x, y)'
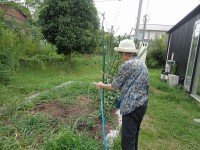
top-left (87, 82), bottom-right (107, 149)
top-left (99, 89), bottom-right (108, 150)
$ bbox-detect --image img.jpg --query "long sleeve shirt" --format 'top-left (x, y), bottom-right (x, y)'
top-left (111, 57), bottom-right (149, 115)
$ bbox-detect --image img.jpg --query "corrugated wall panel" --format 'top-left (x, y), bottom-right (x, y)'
top-left (168, 13), bottom-right (200, 80)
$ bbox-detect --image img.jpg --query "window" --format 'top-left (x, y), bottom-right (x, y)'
top-left (191, 48), bottom-right (200, 100)
top-left (184, 21), bottom-right (200, 91)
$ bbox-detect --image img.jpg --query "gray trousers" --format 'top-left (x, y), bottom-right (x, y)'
top-left (122, 102), bottom-right (148, 150)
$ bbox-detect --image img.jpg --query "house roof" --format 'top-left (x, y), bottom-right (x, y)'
top-left (0, 2), bottom-right (28, 18)
top-left (167, 4), bottom-right (200, 33)
top-left (138, 24), bottom-right (173, 32)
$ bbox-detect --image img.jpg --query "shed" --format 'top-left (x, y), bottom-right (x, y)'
top-left (166, 4), bottom-right (200, 101)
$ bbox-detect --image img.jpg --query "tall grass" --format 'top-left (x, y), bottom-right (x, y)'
top-left (44, 128), bottom-right (102, 150)
top-left (0, 55), bottom-right (103, 149)
top-left (0, 54), bottom-right (102, 115)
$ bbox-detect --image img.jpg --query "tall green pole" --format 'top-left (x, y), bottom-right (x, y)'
top-left (102, 12), bottom-right (105, 84)
top-left (100, 12), bottom-right (108, 150)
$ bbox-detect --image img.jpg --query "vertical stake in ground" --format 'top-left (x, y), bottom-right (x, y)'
top-left (100, 12), bottom-right (107, 150)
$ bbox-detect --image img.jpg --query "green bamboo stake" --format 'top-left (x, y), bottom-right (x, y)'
top-left (102, 12), bottom-right (105, 84)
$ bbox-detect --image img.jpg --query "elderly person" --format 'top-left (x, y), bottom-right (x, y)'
top-left (96, 39), bottom-right (149, 150)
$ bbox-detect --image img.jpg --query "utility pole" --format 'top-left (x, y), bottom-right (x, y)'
top-left (135, 0), bottom-right (143, 40)
top-left (142, 14), bottom-right (148, 41)
top-left (128, 27), bottom-right (134, 39)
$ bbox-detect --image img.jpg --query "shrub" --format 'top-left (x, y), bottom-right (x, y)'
top-left (0, 23), bottom-right (18, 84)
top-left (146, 35), bottom-right (167, 68)
top-left (0, 21), bottom-right (63, 84)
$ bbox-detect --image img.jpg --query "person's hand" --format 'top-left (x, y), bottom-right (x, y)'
top-left (95, 82), bottom-right (104, 89)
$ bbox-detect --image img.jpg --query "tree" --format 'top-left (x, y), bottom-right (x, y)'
top-left (38, 0), bottom-right (100, 70)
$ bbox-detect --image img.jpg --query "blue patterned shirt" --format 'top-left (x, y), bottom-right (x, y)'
top-left (111, 57), bottom-right (149, 115)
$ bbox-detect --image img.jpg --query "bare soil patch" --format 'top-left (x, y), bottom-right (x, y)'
top-left (31, 96), bottom-right (118, 139)
top-left (77, 108), bottom-right (118, 140)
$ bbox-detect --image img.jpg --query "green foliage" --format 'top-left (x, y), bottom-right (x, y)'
top-left (170, 63), bottom-right (177, 74)
top-left (104, 90), bottom-right (119, 116)
top-left (146, 35), bottom-right (167, 68)
top-left (0, 25), bottom-right (19, 84)
top-left (17, 113), bottom-right (49, 134)
top-left (0, 60), bottom-right (12, 85)
top-left (0, 21), bottom-right (63, 85)
top-left (103, 36), bottom-right (121, 113)
top-left (0, 55), bottom-right (103, 149)
top-left (38, 0), bottom-right (100, 55)
top-left (0, 55), bottom-right (101, 116)
top-left (44, 128), bottom-right (102, 150)
top-left (96, 34), bottom-right (122, 115)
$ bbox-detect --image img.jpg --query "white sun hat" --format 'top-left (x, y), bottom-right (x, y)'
top-left (114, 39), bottom-right (139, 53)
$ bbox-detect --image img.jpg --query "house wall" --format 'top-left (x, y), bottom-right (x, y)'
top-left (167, 13), bottom-right (200, 80)
top-left (146, 31), bottom-right (166, 40)
top-left (139, 30), bottom-right (167, 41)
top-left (0, 5), bottom-right (26, 23)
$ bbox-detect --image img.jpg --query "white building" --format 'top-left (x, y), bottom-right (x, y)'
top-left (131, 24), bottom-right (173, 42)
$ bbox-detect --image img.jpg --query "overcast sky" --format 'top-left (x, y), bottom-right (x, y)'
top-left (94, 0), bottom-right (200, 35)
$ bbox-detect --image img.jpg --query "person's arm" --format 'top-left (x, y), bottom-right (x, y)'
top-left (95, 82), bottom-right (114, 91)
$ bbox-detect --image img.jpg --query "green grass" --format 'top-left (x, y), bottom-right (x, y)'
top-left (0, 54), bottom-right (101, 111)
top-left (0, 54), bottom-right (103, 149)
top-left (139, 69), bottom-right (200, 150)
top-left (112, 69), bottom-right (200, 150)
top-left (1, 56), bottom-right (200, 150)
top-left (44, 128), bottom-right (102, 150)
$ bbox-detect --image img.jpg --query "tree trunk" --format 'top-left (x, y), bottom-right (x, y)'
top-left (66, 50), bottom-right (72, 72)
